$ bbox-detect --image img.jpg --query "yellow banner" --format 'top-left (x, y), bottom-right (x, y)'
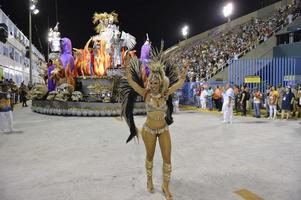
top-left (245, 76), bottom-right (261, 83)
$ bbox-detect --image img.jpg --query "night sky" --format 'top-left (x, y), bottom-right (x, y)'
top-left (0, 0), bottom-right (277, 58)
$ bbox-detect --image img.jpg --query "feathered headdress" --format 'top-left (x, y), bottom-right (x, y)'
top-left (148, 40), bottom-right (166, 71)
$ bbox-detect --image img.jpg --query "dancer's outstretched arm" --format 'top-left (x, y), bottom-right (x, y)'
top-left (126, 67), bottom-right (146, 97)
top-left (167, 64), bottom-right (188, 96)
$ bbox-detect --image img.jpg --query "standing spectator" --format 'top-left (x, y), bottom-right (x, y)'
top-left (7, 79), bottom-right (17, 106)
top-left (173, 92), bottom-right (180, 113)
top-left (291, 85), bottom-right (299, 117)
top-left (193, 85), bottom-right (199, 107)
top-left (287, 13), bottom-right (293, 24)
top-left (253, 88), bottom-right (262, 118)
top-left (268, 86), bottom-right (278, 119)
top-left (200, 86), bottom-right (207, 109)
top-left (245, 87), bottom-right (251, 113)
top-left (19, 82), bottom-right (28, 107)
top-left (265, 85), bottom-right (272, 117)
top-left (281, 86), bottom-right (295, 120)
top-left (213, 85), bottom-right (222, 111)
top-left (277, 84), bottom-right (284, 114)
top-left (296, 86), bottom-right (301, 118)
top-left (240, 86), bottom-right (248, 116)
top-left (196, 86), bottom-right (201, 108)
top-left (27, 82), bottom-right (33, 91)
top-left (207, 86), bottom-right (214, 110)
top-left (234, 85), bottom-right (240, 113)
top-left (222, 83), bottom-right (234, 123)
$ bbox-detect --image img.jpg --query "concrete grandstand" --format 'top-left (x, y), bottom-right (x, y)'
top-left (166, 0), bottom-right (301, 85)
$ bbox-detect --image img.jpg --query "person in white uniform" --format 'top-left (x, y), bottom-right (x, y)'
top-left (222, 83), bottom-right (234, 123)
top-left (173, 92), bottom-right (180, 113)
top-left (200, 87), bottom-right (208, 109)
top-left (0, 87), bottom-right (14, 133)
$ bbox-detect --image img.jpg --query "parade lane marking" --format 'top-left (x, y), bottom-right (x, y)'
top-left (235, 189), bottom-right (264, 200)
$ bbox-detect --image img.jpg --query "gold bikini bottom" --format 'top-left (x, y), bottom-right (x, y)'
top-left (147, 114), bottom-right (166, 121)
top-left (142, 123), bottom-right (169, 135)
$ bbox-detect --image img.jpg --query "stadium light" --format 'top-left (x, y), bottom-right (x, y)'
top-left (182, 25), bottom-right (189, 39)
top-left (30, 4), bottom-right (36, 10)
top-left (33, 9), bottom-right (39, 15)
top-left (223, 2), bottom-right (233, 22)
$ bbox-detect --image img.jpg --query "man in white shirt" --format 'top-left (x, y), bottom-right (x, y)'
top-left (200, 87), bottom-right (208, 109)
top-left (222, 83), bottom-right (234, 123)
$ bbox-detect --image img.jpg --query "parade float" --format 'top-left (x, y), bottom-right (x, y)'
top-left (31, 12), bottom-right (146, 116)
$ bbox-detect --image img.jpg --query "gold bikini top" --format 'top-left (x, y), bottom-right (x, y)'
top-left (145, 94), bottom-right (167, 113)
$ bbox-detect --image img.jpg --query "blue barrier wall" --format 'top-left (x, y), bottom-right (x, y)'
top-left (228, 57), bottom-right (301, 93)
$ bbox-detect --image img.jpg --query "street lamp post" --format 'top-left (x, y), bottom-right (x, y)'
top-left (29, 0), bottom-right (39, 87)
top-left (29, 5), bottom-right (32, 87)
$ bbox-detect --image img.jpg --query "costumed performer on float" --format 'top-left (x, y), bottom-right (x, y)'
top-left (140, 33), bottom-right (151, 80)
top-left (47, 59), bottom-right (56, 92)
top-left (111, 29), bottom-right (136, 68)
top-left (59, 38), bottom-right (75, 87)
top-left (120, 43), bottom-right (188, 200)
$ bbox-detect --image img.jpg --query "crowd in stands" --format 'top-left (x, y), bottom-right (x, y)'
top-left (189, 83), bottom-right (301, 120)
top-left (168, 3), bottom-right (301, 82)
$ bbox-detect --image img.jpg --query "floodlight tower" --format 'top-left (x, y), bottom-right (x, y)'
top-left (223, 2), bottom-right (233, 22)
top-left (182, 25), bottom-right (189, 40)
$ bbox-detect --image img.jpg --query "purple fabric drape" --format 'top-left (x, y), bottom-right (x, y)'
top-left (59, 38), bottom-right (74, 72)
top-left (140, 43), bottom-right (151, 77)
top-left (47, 64), bottom-right (56, 92)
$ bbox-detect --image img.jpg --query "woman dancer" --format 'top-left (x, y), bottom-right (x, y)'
top-left (120, 47), bottom-right (188, 200)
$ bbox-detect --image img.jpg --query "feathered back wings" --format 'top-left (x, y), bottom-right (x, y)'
top-left (119, 58), bottom-right (144, 143)
top-left (120, 42), bottom-right (180, 143)
top-left (164, 61), bottom-right (179, 125)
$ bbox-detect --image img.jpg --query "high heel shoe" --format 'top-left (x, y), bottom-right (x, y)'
top-left (162, 162), bottom-right (173, 200)
top-left (145, 160), bottom-right (154, 193)
top-left (162, 185), bottom-right (173, 200)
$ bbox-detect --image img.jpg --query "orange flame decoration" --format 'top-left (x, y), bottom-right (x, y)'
top-left (73, 37), bottom-right (111, 78)
top-left (93, 39), bottom-right (106, 76)
top-left (73, 38), bottom-right (135, 78)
